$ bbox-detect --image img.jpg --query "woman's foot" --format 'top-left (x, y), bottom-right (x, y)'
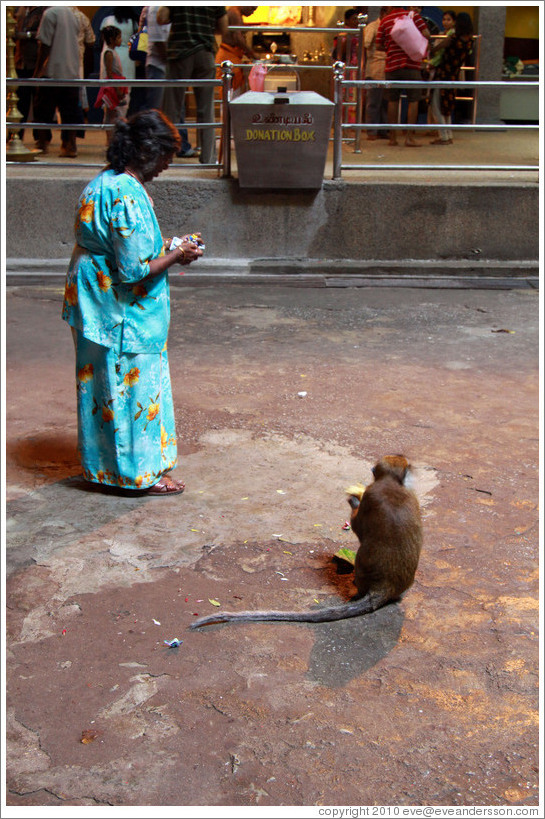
top-left (430, 138), bottom-right (453, 145)
top-left (146, 476), bottom-right (185, 496)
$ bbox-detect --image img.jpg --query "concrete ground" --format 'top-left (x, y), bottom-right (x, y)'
top-left (3, 278), bottom-right (541, 811)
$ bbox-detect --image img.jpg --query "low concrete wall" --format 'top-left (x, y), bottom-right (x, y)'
top-left (5, 176), bottom-right (539, 273)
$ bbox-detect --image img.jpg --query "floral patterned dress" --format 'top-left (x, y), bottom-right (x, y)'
top-left (62, 169), bottom-right (177, 490)
top-left (434, 34), bottom-right (473, 116)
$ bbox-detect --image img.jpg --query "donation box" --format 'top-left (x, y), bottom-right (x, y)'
top-left (230, 90), bottom-right (334, 189)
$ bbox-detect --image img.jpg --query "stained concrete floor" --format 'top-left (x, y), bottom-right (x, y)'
top-left (3, 279), bottom-right (541, 812)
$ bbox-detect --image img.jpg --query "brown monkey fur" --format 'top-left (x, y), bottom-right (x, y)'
top-left (190, 455), bottom-right (423, 628)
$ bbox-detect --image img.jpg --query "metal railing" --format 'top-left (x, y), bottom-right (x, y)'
top-left (6, 64), bottom-right (539, 178)
top-left (331, 61), bottom-right (539, 177)
top-left (4, 15), bottom-right (366, 170)
top-left (229, 19), bottom-right (367, 126)
top-left (6, 70), bottom-right (234, 174)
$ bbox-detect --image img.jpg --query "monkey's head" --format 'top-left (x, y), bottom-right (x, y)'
top-left (372, 454), bottom-right (411, 485)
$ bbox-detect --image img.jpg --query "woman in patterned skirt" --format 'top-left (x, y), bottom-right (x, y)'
top-left (429, 12), bottom-right (474, 145)
top-left (62, 110), bottom-right (202, 495)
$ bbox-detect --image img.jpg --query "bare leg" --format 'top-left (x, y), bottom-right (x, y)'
top-left (405, 101), bottom-right (421, 146)
top-left (387, 99), bottom-right (398, 145)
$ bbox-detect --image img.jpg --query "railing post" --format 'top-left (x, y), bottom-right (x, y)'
top-left (471, 35), bottom-right (482, 124)
top-left (332, 61), bottom-right (345, 180)
top-left (221, 61), bottom-right (233, 178)
top-left (354, 14), bottom-right (367, 154)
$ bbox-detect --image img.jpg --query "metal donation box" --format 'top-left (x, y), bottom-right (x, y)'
top-left (230, 91), bottom-right (334, 189)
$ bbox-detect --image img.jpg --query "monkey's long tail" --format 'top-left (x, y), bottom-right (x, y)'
top-left (189, 593), bottom-right (387, 629)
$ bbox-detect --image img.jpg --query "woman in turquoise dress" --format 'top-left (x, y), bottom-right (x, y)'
top-left (62, 110), bottom-right (202, 495)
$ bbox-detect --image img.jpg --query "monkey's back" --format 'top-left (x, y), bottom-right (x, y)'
top-left (352, 477), bottom-right (422, 600)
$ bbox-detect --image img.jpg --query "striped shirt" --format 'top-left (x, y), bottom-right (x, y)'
top-left (166, 6), bottom-right (226, 61)
top-left (376, 8), bottom-right (429, 73)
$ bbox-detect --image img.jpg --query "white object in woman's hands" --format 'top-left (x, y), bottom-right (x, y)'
top-left (170, 235), bottom-right (205, 252)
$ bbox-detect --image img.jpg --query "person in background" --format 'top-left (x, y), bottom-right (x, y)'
top-left (13, 6), bottom-right (46, 144)
top-left (331, 8), bottom-right (360, 63)
top-left (143, 4), bottom-right (194, 156)
top-left (90, 6), bottom-right (114, 75)
top-left (429, 11), bottom-right (474, 145)
top-left (424, 9), bottom-right (456, 134)
top-left (62, 110), bottom-right (202, 496)
top-left (99, 25), bottom-right (129, 144)
top-left (215, 6), bottom-right (258, 98)
top-left (376, 5), bottom-right (430, 147)
top-left (158, 5), bottom-right (228, 164)
top-left (363, 6), bottom-right (389, 140)
top-left (70, 6), bottom-right (96, 123)
top-left (100, 7), bottom-right (141, 112)
top-left (430, 9), bottom-right (457, 69)
top-left (33, 5), bottom-right (84, 157)
top-left (331, 8), bottom-right (363, 125)
top-left (142, 5), bottom-right (171, 110)
top-left (123, 5), bottom-right (150, 114)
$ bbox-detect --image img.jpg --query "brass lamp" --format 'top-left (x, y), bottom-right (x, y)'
top-left (6, 5), bottom-right (39, 161)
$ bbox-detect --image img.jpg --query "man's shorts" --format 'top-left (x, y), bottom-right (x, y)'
top-left (385, 68), bottom-right (423, 102)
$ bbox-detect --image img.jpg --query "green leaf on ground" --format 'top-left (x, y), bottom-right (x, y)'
top-left (334, 548), bottom-right (357, 566)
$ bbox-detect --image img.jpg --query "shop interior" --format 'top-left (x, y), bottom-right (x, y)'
top-left (72, 6), bottom-right (542, 122)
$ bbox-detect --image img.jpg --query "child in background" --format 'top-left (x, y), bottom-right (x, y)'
top-left (99, 26), bottom-right (129, 143)
top-left (429, 10), bottom-right (457, 71)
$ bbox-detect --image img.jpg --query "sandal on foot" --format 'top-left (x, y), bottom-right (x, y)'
top-left (146, 476), bottom-right (185, 496)
top-left (430, 138), bottom-right (453, 145)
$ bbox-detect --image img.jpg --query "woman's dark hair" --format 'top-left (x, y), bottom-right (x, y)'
top-left (102, 25), bottom-right (121, 47)
top-left (107, 110), bottom-right (182, 175)
top-left (113, 6), bottom-right (140, 24)
top-left (455, 12), bottom-right (473, 38)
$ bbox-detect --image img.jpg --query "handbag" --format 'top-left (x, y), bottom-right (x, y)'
top-left (129, 27), bottom-right (148, 62)
top-left (94, 74), bottom-right (129, 109)
top-left (248, 62), bottom-right (268, 92)
top-left (390, 11), bottom-right (428, 62)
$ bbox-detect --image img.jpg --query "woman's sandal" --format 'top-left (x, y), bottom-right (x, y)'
top-left (146, 476), bottom-right (185, 496)
top-left (430, 138), bottom-right (453, 145)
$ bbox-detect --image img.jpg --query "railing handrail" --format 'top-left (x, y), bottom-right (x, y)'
top-left (5, 65), bottom-right (538, 176)
top-left (346, 79), bottom-right (540, 89)
top-left (331, 62), bottom-right (538, 177)
top-left (6, 77), bottom-right (220, 88)
top-left (8, 78), bottom-right (539, 90)
top-left (228, 25), bottom-right (364, 34)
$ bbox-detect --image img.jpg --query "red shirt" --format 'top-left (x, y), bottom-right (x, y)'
top-left (376, 7), bottom-right (428, 73)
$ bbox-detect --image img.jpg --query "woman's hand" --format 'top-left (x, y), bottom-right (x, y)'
top-left (150, 234), bottom-right (204, 276)
top-left (176, 239), bottom-right (202, 266)
top-left (177, 234), bottom-right (204, 266)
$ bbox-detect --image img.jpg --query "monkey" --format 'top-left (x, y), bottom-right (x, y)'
top-left (190, 455), bottom-right (423, 629)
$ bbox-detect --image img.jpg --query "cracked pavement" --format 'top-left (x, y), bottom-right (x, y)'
top-left (4, 281), bottom-right (540, 810)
